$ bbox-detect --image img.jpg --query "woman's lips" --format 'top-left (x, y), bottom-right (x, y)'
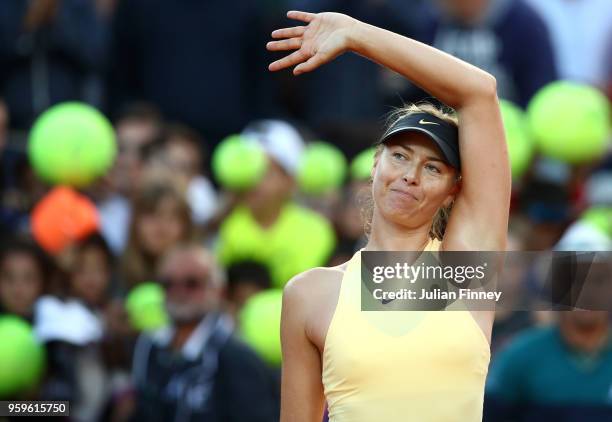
top-left (390, 188), bottom-right (418, 202)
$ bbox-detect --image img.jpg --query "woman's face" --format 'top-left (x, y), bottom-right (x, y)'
top-left (246, 159), bottom-right (293, 210)
top-left (137, 196), bottom-right (187, 256)
top-left (0, 252), bottom-right (43, 317)
top-left (372, 133), bottom-right (459, 229)
top-left (71, 246), bottom-right (110, 307)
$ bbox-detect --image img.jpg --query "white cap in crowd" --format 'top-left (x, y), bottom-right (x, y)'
top-left (242, 119), bottom-right (305, 176)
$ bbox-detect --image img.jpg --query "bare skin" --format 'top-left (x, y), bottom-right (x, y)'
top-left (269, 11), bottom-right (510, 422)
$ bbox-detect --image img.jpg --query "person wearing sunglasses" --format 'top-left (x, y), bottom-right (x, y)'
top-left (130, 244), bottom-right (277, 422)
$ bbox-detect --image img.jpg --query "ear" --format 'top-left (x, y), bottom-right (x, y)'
top-left (443, 176), bottom-right (462, 207)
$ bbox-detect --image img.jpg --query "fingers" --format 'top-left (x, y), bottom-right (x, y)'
top-left (267, 11), bottom-right (317, 73)
top-left (267, 37), bottom-right (302, 52)
top-left (287, 10), bottom-right (316, 23)
top-left (293, 54), bottom-right (324, 75)
top-left (271, 26), bottom-right (306, 39)
top-left (269, 49), bottom-right (307, 72)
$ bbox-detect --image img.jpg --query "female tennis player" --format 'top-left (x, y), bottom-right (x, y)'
top-left (268, 11), bottom-right (511, 422)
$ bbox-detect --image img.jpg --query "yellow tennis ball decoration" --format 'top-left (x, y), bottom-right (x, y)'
top-left (527, 82), bottom-right (610, 164)
top-left (499, 100), bottom-right (533, 179)
top-left (298, 142), bottom-right (347, 195)
top-left (212, 135), bottom-right (268, 191)
top-left (239, 289), bottom-right (283, 366)
top-left (29, 102), bottom-right (116, 187)
top-left (0, 316), bottom-right (46, 398)
top-left (125, 283), bottom-right (169, 331)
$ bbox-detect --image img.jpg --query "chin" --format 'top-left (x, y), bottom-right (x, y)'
top-left (166, 303), bottom-right (207, 324)
top-left (378, 206), bottom-right (416, 228)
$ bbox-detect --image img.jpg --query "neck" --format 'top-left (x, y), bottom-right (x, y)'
top-left (365, 209), bottom-right (432, 251)
top-left (171, 321), bottom-right (199, 351)
top-left (250, 199), bottom-right (286, 229)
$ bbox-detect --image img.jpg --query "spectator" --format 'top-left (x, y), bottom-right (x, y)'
top-left (97, 103), bottom-right (163, 255)
top-left (110, 103), bottom-right (163, 197)
top-left (130, 244), bottom-right (277, 422)
top-left (0, 0), bottom-right (108, 129)
top-left (225, 261), bottom-right (271, 318)
top-left (0, 141), bottom-right (48, 238)
top-left (525, 0), bottom-right (612, 87)
top-left (414, 0), bottom-right (558, 107)
top-left (35, 233), bottom-right (116, 421)
top-left (107, 0), bottom-right (271, 146)
top-left (68, 234), bottom-right (114, 310)
top-left (329, 180), bottom-right (370, 266)
top-left (121, 177), bottom-right (194, 287)
top-left (146, 124), bottom-right (218, 227)
top-left (0, 237), bottom-right (48, 322)
top-left (490, 217), bottom-right (535, 355)
top-left (485, 311), bottom-right (612, 421)
top-left (217, 120), bottom-right (336, 288)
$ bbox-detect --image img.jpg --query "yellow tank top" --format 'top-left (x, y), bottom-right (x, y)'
top-left (322, 239), bottom-right (491, 422)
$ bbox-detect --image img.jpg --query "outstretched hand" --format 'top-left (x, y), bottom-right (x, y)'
top-left (267, 11), bottom-right (359, 75)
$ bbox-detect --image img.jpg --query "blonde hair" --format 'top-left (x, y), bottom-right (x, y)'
top-left (365, 102), bottom-right (460, 241)
top-left (385, 102), bottom-right (458, 130)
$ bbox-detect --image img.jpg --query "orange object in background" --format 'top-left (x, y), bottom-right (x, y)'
top-left (31, 187), bottom-right (99, 254)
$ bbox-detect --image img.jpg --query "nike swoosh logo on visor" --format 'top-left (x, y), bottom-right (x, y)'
top-left (419, 119), bottom-right (440, 126)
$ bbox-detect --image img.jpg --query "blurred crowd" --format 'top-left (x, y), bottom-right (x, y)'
top-left (0, 0), bottom-right (611, 421)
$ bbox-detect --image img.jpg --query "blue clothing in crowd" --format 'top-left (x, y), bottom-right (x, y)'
top-left (484, 325), bottom-right (612, 422)
top-left (0, 0), bottom-right (108, 129)
top-left (107, 0), bottom-right (271, 145)
top-left (416, 0), bottom-right (558, 107)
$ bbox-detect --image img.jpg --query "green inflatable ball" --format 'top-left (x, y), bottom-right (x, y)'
top-left (212, 135), bottom-right (268, 191)
top-left (499, 100), bottom-right (533, 179)
top-left (28, 102), bottom-right (116, 187)
top-left (527, 82), bottom-right (611, 164)
top-left (239, 289), bottom-right (283, 366)
top-left (0, 316), bottom-right (46, 398)
top-left (126, 283), bottom-right (169, 331)
top-left (298, 142), bottom-right (347, 195)
top-left (581, 207), bottom-right (612, 237)
top-left (350, 148), bottom-right (376, 181)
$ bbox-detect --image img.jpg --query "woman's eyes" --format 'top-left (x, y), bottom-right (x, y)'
top-left (426, 164), bottom-right (441, 174)
top-left (392, 152), bottom-right (441, 173)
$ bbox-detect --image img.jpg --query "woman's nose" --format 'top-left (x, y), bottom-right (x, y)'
top-left (402, 165), bottom-right (419, 185)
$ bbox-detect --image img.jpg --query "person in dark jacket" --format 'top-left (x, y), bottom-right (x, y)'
top-left (130, 243), bottom-right (278, 422)
top-left (0, 0), bottom-right (108, 129)
top-left (106, 0), bottom-right (272, 146)
top-left (484, 311), bottom-right (612, 422)
top-left (412, 0), bottom-right (558, 107)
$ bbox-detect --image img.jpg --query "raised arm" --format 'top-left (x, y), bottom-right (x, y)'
top-left (268, 11), bottom-right (511, 250)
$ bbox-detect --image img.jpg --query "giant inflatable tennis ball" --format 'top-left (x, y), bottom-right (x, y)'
top-left (28, 102), bottom-right (116, 187)
top-left (350, 148), bottom-right (376, 181)
top-left (239, 289), bottom-right (283, 366)
top-left (297, 142), bottom-right (347, 195)
top-left (581, 207), bottom-right (612, 237)
top-left (0, 316), bottom-right (46, 398)
top-left (212, 135), bottom-right (268, 191)
top-left (499, 100), bottom-right (533, 179)
top-left (527, 82), bottom-right (611, 164)
top-left (31, 187), bottom-right (99, 254)
top-left (125, 283), bottom-right (169, 331)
